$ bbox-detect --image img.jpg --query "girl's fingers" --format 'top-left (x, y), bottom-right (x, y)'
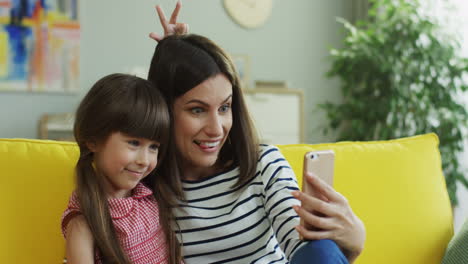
top-left (149, 32), bottom-right (162, 42)
top-left (169, 1), bottom-right (182, 24)
top-left (156, 5), bottom-right (169, 30)
top-left (174, 23), bottom-right (189, 34)
top-left (152, 2), bottom-right (187, 41)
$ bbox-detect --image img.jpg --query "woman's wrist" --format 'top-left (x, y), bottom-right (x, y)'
top-left (345, 215), bottom-right (365, 263)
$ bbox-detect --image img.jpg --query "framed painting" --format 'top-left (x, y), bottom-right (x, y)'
top-left (0, 0), bottom-right (80, 93)
top-left (230, 53), bottom-right (251, 89)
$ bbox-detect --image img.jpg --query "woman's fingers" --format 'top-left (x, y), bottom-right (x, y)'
top-left (292, 190), bottom-right (337, 217)
top-left (293, 205), bottom-right (339, 230)
top-left (294, 224), bottom-right (332, 241)
top-left (304, 172), bottom-right (347, 204)
top-left (292, 178), bottom-right (366, 262)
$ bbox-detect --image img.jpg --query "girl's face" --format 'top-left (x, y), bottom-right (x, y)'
top-left (90, 132), bottom-right (160, 198)
top-left (173, 73), bottom-right (233, 180)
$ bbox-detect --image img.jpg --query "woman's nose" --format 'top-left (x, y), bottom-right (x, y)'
top-left (205, 114), bottom-right (223, 137)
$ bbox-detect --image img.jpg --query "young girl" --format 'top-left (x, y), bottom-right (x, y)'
top-left (61, 73), bottom-right (182, 264)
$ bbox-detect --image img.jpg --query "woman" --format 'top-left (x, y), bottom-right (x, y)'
top-left (148, 3), bottom-right (365, 263)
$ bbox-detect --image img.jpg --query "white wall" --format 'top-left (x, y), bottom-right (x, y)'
top-left (0, 0), bottom-right (352, 144)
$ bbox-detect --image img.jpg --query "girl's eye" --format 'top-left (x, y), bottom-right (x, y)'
top-left (150, 144), bottom-right (159, 151)
top-left (219, 103), bottom-right (231, 113)
top-left (190, 107), bottom-right (204, 114)
top-left (128, 140), bottom-right (140, 147)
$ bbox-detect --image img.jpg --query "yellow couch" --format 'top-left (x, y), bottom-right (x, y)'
top-left (0, 133), bottom-right (453, 264)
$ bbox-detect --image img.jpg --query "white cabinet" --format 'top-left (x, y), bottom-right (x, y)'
top-left (243, 88), bottom-right (304, 144)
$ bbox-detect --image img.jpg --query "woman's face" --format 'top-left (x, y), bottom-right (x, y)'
top-left (173, 73), bottom-right (233, 179)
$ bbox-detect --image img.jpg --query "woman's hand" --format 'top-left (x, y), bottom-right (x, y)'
top-left (292, 173), bottom-right (366, 263)
top-left (149, 0), bottom-right (189, 42)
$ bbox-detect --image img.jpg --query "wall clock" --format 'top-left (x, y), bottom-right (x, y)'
top-left (223, 0), bottom-right (273, 29)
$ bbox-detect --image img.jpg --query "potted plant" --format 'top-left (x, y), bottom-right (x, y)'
top-left (321, 0), bottom-right (468, 205)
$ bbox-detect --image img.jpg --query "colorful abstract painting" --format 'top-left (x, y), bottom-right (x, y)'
top-left (0, 0), bottom-right (79, 93)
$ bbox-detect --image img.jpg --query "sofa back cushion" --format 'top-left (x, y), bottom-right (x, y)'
top-left (277, 133), bottom-right (453, 264)
top-left (0, 139), bottom-right (77, 264)
top-left (0, 134), bottom-right (454, 264)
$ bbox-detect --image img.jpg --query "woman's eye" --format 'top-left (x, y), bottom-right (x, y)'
top-left (128, 140), bottom-right (139, 147)
top-left (219, 104), bottom-right (231, 113)
top-left (190, 107), bottom-right (204, 114)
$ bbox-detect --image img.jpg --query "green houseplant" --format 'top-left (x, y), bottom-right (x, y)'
top-left (321, 0), bottom-right (468, 205)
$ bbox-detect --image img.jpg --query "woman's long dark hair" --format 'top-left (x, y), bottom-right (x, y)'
top-left (73, 73), bottom-right (181, 263)
top-left (148, 34), bottom-right (260, 202)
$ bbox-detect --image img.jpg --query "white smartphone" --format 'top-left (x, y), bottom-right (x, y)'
top-left (299, 150), bottom-right (335, 239)
top-left (302, 150), bottom-right (335, 194)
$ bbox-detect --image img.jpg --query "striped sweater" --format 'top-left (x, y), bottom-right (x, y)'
top-left (174, 144), bottom-right (306, 263)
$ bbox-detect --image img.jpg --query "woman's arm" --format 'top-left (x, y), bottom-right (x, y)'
top-left (65, 215), bottom-right (95, 264)
top-left (149, 0), bottom-right (189, 42)
top-left (259, 146), bottom-right (305, 258)
top-left (292, 173), bottom-right (366, 263)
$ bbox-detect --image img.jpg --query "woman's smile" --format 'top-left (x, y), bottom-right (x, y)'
top-left (194, 139), bottom-right (221, 150)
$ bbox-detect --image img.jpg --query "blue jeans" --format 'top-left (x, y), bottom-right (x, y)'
top-left (290, 240), bottom-right (349, 264)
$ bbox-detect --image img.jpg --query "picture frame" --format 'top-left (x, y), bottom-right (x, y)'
top-left (0, 0), bottom-right (80, 93)
top-left (230, 54), bottom-right (251, 89)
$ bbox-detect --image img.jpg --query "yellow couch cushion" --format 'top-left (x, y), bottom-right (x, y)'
top-left (0, 139), bottom-right (77, 264)
top-left (277, 133), bottom-right (453, 264)
top-left (0, 134), bottom-right (453, 263)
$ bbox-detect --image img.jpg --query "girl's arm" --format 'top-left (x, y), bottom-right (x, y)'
top-left (65, 215), bottom-right (95, 264)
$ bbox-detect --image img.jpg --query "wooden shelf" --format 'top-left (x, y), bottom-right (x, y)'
top-left (38, 113), bottom-right (75, 141)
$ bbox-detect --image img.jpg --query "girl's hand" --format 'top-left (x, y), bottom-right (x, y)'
top-left (149, 0), bottom-right (189, 42)
top-left (292, 173), bottom-right (366, 263)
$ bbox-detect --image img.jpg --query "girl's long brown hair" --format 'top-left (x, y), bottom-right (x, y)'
top-left (73, 73), bottom-right (182, 263)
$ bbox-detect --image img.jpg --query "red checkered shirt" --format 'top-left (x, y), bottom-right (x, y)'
top-left (62, 183), bottom-right (169, 263)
